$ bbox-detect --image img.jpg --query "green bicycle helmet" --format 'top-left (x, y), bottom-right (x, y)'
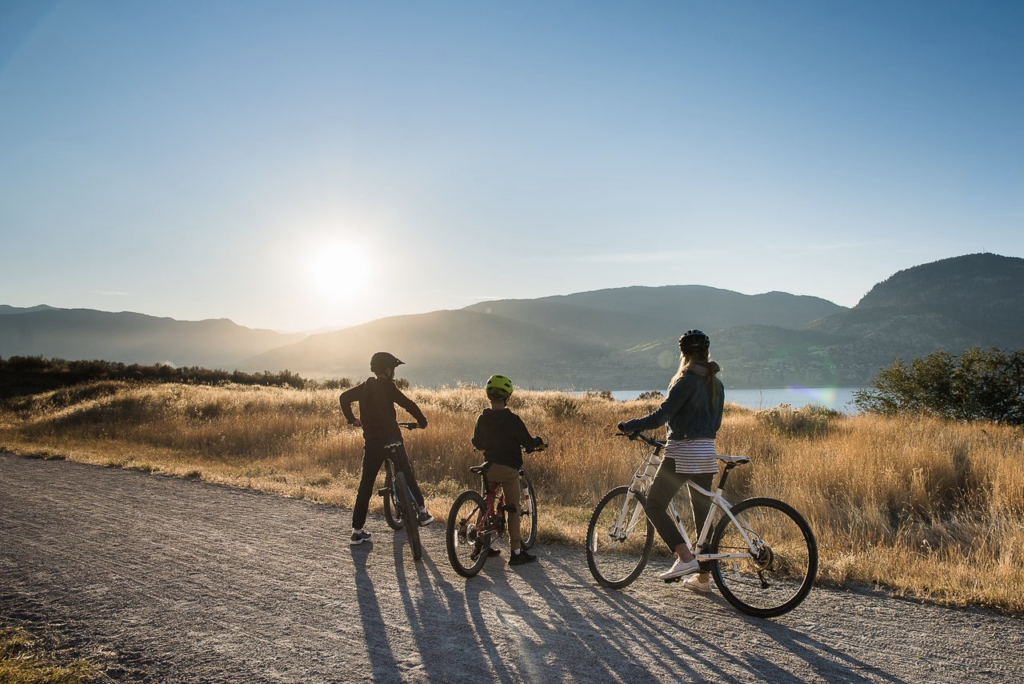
top-left (485, 374), bottom-right (514, 400)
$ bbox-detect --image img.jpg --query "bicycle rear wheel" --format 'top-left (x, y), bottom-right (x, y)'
top-left (519, 472), bottom-right (538, 550)
top-left (709, 497), bottom-right (817, 618)
top-left (586, 486), bottom-right (654, 589)
top-left (394, 471), bottom-right (422, 561)
top-left (446, 490), bottom-right (489, 577)
top-left (382, 468), bottom-right (404, 530)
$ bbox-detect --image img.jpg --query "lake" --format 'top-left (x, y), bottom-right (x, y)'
top-left (605, 387), bottom-right (864, 413)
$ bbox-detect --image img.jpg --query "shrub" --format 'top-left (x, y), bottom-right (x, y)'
top-left (543, 396), bottom-right (581, 419)
top-left (755, 403), bottom-right (840, 438)
top-left (856, 348), bottom-right (1024, 424)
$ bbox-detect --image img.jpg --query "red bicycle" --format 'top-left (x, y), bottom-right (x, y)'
top-left (445, 462), bottom-right (538, 577)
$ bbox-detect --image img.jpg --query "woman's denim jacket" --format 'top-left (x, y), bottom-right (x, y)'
top-left (620, 372), bottom-right (724, 440)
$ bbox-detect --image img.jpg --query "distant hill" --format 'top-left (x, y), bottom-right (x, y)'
top-left (848, 253), bottom-right (1024, 346)
top-left (464, 286), bottom-right (844, 348)
top-left (0, 305), bottom-right (56, 316)
top-left (5, 254), bottom-right (1024, 389)
top-left (240, 309), bottom-right (610, 388)
top-left (238, 286), bottom-right (845, 387)
top-left (722, 253), bottom-right (1024, 386)
top-left (0, 308), bottom-right (306, 368)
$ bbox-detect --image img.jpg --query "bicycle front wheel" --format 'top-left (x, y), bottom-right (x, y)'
top-left (446, 490), bottom-right (489, 578)
top-left (394, 471), bottom-right (422, 561)
top-left (709, 497), bottom-right (817, 618)
top-left (586, 486), bottom-right (654, 589)
top-left (519, 472), bottom-right (538, 550)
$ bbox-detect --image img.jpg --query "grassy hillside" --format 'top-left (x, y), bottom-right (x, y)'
top-left (3, 381), bottom-right (1022, 613)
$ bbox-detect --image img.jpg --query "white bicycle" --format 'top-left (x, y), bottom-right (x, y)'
top-left (585, 432), bottom-right (818, 618)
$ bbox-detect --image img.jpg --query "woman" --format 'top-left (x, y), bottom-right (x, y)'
top-left (617, 329), bottom-right (725, 592)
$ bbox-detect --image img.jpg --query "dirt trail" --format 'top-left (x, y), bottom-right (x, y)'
top-left (2, 453), bottom-right (1021, 683)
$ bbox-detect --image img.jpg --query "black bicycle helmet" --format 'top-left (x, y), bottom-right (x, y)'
top-left (678, 329), bottom-right (711, 352)
top-left (370, 351), bottom-right (404, 373)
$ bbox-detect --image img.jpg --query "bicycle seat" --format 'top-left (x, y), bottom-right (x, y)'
top-left (470, 464), bottom-right (490, 474)
top-left (383, 441), bottom-right (402, 450)
top-left (717, 455), bottom-right (751, 465)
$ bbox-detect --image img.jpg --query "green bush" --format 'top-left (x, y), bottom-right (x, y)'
top-left (855, 348), bottom-right (1024, 424)
top-left (755, 403), bottom-right (840, 438)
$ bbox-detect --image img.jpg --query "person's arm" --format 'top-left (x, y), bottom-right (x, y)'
top-left (391, 384), bottom-right (428, 428)
top-left (512, 415), bottom-right (545, 452)
top-left (471, 416), bottom-right (486, 452)
top-left (339, 384), bottom-right (363, 425)
top-left (618, 379), bottom-right (690, 433)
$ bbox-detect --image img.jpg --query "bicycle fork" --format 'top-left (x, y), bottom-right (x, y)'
top-left (608, 491), bottom-right (647, 544)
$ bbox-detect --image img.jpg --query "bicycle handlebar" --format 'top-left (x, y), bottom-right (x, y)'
top-left (616, 431), bottom-right (664, 448)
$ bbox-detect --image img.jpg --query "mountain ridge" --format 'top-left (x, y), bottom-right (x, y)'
top-left (3, 253), bottom-right (1023, 389)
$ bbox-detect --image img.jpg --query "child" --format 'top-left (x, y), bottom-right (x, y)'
top-left (340, 351), bottom-right (432, 545)
top-left (471, 374), bottom-right (546, 566)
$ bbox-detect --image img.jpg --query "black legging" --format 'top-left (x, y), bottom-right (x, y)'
top-left (645, 461), bottom-right (715, 569)
top-left (351, 441), bottom-right (425, 530)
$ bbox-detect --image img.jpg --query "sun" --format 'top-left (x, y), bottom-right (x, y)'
top-left (304, 239), bottom-right (373, 301)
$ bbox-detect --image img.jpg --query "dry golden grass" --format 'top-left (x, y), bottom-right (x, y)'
top-left (0, 625), bottom-right (100, 683)
top-left (3, 381), bottom-right (1023, 613)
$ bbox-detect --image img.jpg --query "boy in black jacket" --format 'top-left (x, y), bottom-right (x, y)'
top-left (340, 351), bottom-right (431, 545)
top-left (471, 374), bottom-right (546, 566)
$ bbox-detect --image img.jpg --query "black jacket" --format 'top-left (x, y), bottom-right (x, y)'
top-left (339, 377), bottom-right (427, 446)
top-left (471, 408), bottom-right (543, 469)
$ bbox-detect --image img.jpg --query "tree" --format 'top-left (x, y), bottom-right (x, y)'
top-left (855, 348), bottom-right (1024, 424)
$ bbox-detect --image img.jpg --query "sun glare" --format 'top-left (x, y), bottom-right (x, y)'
top-left (304, 239), bottom-right (373, 301)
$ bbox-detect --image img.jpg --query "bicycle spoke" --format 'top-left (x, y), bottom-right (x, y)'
top-left (586, 486), bottom-right (654, 589)
top-left (446, 491), bottom-right (489, 578)
top-left (519, 473), bottom-right (538, 550)
top-left (710, 498), bottom-right (817, 618)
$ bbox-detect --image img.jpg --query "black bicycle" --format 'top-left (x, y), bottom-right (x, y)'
top-left (380, 422), bottom-right (424, 561)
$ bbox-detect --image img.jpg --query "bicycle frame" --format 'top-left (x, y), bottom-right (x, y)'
top-left (619, 433), bottom-right (758, 563)
top-left (476, 474), bottom-right (509, 537)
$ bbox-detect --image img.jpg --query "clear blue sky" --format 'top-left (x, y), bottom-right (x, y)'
top-left (2, 1), bottom-right (1022, 332)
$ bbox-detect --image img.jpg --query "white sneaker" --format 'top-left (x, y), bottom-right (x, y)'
top-left (682, 575), bottom-right (712, 593)
top-left (658, 556), bottom-right (700, 580)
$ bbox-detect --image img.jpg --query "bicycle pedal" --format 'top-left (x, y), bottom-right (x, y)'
top-left (377, 487), bottom-right (390, 496)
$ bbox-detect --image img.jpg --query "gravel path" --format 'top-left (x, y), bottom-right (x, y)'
top-left (2, 452), bottom-right (1022, 683)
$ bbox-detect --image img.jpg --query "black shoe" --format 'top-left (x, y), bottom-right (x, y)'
top-left (419, 511), bottom-right (435, 526)
top-left (350, 530), bottom-right (372, 545)
top-left (487, 548), bottom-right (501, 557)
top-left (508, 549), bottom-right (537, 566)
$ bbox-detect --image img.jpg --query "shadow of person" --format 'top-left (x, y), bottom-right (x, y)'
top-left (350, 540), bottom-right (402, 682)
